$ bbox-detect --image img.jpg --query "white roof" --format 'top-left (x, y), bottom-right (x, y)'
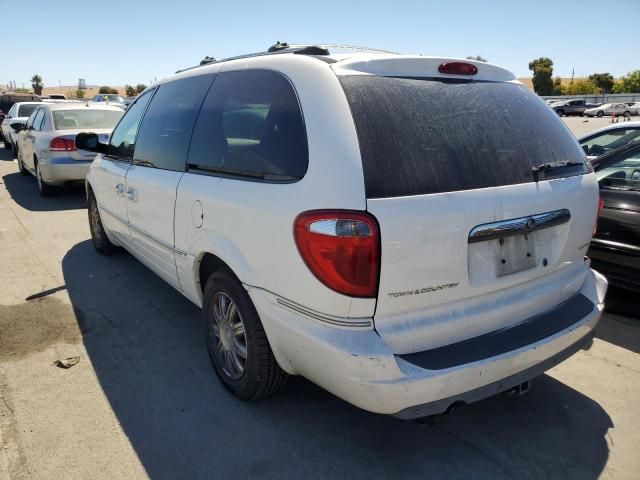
top-left (166, 50), bottom-right (517, 86)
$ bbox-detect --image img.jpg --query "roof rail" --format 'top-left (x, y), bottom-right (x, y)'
top-left (175, 42), bottom-right (395, 74)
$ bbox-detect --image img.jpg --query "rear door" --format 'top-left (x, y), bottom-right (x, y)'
top-left (90, 90), bottom-right (155, 247)
top-left (338, 73), bottom-right (598, 354)
top-left (124, 74), bottom-right (214, 290)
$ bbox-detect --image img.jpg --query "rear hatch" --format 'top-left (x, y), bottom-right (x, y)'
top-left (335, 58), bottom-right (598, 354)
top-left (51, 108), bottom-right (123, 160)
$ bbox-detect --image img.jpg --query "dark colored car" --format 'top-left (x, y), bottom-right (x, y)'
top-left (589, 141), bottom-right (640, 291)
top-left (552, 99), bottom-right (601, 117)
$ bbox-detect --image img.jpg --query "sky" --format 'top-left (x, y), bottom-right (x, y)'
top-left (4, 0), bottom-right (639, 88)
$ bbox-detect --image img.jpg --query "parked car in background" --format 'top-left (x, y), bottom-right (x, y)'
top-left (12, 103), bottom-right (123, 195)
top-left (79, 46), bottom-right (605, 419)
top-left (41, 94), bottom-right (68, 100)
top-left (589, 141), bottom-right (640, 292)
top-left (584, 103), bottom-right (638, 118)
top-left (578, 121), bottom-right (640, 159)
top-left (0, 102), bottom-right (42, 151)
top-left (91, 94), bottom-right (126, 109)
top-left (0, 92), bottom-right (41, 128)
top-left (552, 99), bottom-right (600, 116)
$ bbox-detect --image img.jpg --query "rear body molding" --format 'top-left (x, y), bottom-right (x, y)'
top-left (468, 208), bottom-right (571, 243)
top-left (399, 293), bottom-right (593, 370)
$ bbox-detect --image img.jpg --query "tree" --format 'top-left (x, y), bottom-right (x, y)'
top-left (552, 77), bottom-right (563, 95)
top-left (135, 84), bottom-right (147, 94)
top-left (613, 70), bottom-right (640, 93)
top-left (98, 86), bottom-right (119, 94)
top-left (75, 89), bottom-right (85, 99)
top-left (125, 85), bottom-right (137, 97)
top-left (465, 55), bottom-right (487, 62)
top-left (562, 79), bottom-right (599, 95)
top-left (528, 57), bottom-right (554, 96)
top-left (31, 74), bottom-right (43, 95)
top-left (588, 73), bottom-right (614, 93)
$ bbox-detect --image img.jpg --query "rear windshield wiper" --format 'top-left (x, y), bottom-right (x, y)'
top-left (532, 161), bottom-right (585, 182)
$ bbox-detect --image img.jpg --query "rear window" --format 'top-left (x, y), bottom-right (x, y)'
top-left (339, 76), bottom-right (589, 198)
top-left (17, 104), bottom-right (38, 117)
top-left (53, 109), bottom-right (123, 130)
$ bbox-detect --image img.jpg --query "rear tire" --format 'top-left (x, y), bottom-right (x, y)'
top-left (556, 109), bottom-right (565, 117)
top-left (88, 191), bottom-right (117, 255)
top-left (35, 161), bottom-right (54, 196)
top-left (624, 111), bottom-right (631, 118)
top-left (203, 270), bottom-right (288, 400)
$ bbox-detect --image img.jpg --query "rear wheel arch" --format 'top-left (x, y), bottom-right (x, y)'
top-left (197, 252), bottom-right (239, 297)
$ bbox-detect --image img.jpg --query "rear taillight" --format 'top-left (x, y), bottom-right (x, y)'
top-left (294, 210), bottom-right (380, 298)
top-left (438, 62), bottom-right (478, 75)
top-left (49, 137), bottom-right (76, 151)
top-left (593, 196), bottom-right (604, 235)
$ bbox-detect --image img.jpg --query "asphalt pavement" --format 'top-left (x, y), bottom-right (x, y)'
top-left (0, 133), bottom-right (638, 479)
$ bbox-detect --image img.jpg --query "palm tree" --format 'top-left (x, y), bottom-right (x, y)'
top-left (31, 74), bottom-right (43, 95)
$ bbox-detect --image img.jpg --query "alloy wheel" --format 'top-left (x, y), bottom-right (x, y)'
top-left (209, 292), bottom-right (247, 380)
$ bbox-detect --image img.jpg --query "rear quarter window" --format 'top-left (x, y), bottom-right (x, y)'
top-left (187, 69), bottom-right (308, 181)
top-left (339, 76), bottom-right (589, 198)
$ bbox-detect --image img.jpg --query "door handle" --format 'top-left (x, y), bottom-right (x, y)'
top-left (126, 187), bottom-right (138, 202)
top-left (114, 183), bottom-right (125, 196)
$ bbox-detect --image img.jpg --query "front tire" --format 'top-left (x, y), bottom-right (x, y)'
top-left (88, 191), bottom-right (117, 254)
top-left (597, 111), bottom-right (604, 118)
top-left (203, 270), bottom-right (287, 400)
top-left (556, 109), bottom-right (564, 117)
top-left (624, 111), bottom-right (631, 118)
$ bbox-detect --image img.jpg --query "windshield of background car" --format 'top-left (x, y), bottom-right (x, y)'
top-left (580, 128), bottom-right (640, 156)
top-left (17, 104), bottom-right (38, 117)
top-left (596, 149), bottom-right (640, 190)
top-left (339, 76), bottom-right (590, 198)
top-left (53, 109), bottom-right (123, 130)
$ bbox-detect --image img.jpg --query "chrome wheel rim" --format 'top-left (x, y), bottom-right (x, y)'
top-left (209, 292), bottom-right (247, 380)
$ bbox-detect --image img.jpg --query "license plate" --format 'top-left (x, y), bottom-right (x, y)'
top-left (496, 234), bottom-right (536, 277)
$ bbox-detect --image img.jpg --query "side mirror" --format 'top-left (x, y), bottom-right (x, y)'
top-left (76, 132), bottom-right (107, 153)
top-left (10, 123), bottom-right (24, 133)
top-left (582, 144), bottom-right (589, 154)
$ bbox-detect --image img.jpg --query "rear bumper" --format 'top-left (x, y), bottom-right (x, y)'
top-left (249, 268), bottom-right (607, 417)
top-left (39, 157), bottom-right (91, 184)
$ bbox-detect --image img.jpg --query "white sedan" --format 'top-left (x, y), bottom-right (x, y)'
top-left (12, 103), bottom-right (123, 196)
top-left (584, 103), bottom-right (638, 118)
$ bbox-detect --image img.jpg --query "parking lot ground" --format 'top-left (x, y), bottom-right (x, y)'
top-left (561, 115), bottom-right (639, 138)
top-left (0, 138), bottom-right (639, 479)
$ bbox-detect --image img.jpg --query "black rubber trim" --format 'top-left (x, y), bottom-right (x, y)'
top-left (394, 332), bottom-right (594, 420)
top-left (399, 293), bottom-right (594, 370)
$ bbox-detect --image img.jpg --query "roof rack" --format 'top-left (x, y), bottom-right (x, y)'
top-left (176, 42), bottom-right (396, 74)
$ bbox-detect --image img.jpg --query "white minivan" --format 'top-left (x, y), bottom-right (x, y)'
top-left (78, 45), bottom-right (607, 419)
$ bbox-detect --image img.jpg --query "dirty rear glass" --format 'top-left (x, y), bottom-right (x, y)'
top-left (339, 76), bottom-right (589, 198)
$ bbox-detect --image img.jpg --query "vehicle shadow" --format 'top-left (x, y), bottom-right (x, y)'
top-left (1, 172), bottom-right (85, 212)
top-left (597, 287), bottom-right (640, 353)
top-left (62, 240), bottom-right (613, 480)
top-left (0, 144), bottom-right (14, 161)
